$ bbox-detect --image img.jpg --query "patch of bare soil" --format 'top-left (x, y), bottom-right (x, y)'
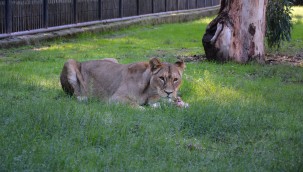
top-left (265, 52), bottom-right (303, 67)
top-left (177, 54), bottom-right (206, 62)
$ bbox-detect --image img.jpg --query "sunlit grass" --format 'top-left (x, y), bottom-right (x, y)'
top-left (182, 68), bottom-right (269, 111)
top-left (292, 6), bottom-right (303, 24)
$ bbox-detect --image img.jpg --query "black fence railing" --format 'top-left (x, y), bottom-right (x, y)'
top-left (0, 0), bottom-right (220, 34)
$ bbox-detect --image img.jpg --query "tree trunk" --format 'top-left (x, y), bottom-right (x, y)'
top-left (202, 0), bottom-right (268, 63)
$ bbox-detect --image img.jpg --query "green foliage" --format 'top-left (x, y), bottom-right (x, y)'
top-left (266, 6), bottom-right (303, 54)
top-left (293, 0), bottom-right (303, 5)
top-left (1, 8), bottom-right (303, 171)
top-left (266, 0), bottom-right (293, 48)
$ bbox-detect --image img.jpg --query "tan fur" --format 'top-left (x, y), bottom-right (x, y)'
top-left (60, 58), bottom-right (185, 107)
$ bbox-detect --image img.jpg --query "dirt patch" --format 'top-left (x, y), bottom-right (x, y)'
top-left (177, 54), bottom-right (207, 62)
top-left (265, 52), bottom-right (303, 67)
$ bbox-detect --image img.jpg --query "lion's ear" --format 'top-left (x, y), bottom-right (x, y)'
top-left (175, 60), bottom-right (185, 72)
top-left (149, 58), bottom-right (162, 73)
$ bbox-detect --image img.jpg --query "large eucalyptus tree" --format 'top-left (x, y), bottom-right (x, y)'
top-left (202, 0), bottom-right (293, 63)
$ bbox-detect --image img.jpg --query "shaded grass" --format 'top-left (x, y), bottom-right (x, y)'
top-left (1, 8), bottom-right (303, 171)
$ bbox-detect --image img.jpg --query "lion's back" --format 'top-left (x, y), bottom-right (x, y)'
top-left (80, 60), bottom-right (125, 99)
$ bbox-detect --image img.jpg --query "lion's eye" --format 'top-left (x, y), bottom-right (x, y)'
top-left (159, 77), bottom-right (165, 81)
top-left (173, 78), bottom-right (178, 82)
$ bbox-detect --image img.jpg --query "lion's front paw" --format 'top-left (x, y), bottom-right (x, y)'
top-left (77, 96), bottom-right (88, 102)
top-left (175, 97), bottom-right (189, 108)
top-left (138, 106), bottom-right (146, 110)
top-left (150, 102), bottom-right (161, 108)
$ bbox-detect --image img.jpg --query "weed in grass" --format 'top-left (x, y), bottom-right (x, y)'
top-left (163, 39), bottom-right (173, 45)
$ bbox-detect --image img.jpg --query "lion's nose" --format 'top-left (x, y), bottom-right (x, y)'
top-left (164, 90), bottom-right (173, 97)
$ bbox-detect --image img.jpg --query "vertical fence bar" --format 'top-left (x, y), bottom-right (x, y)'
top-left (204, 0), bottom-right (206, 7)
top-left (119, 0), bottom-right (123, 18)
top-left (98, 0), bottom-right (102, 20)
top-left (165, 0), bottom-right (167, 11)
top-left (187, 0), bottom-right (189, 9)
top-left (73, 0), bottom-right (77, 23)
top-left (177, 0), bottom-right (179, 10)
top-left (136, 0), bottom-right (139, 15)
top-left (5, 0), bottom-right (12, 33)
top-left (195, 0), bottom-right (197, 8)
top-left (151, 0), bottom-right (154, 13)
top-left (43, 0), bottom-right (48, 28)
top-left (211, 0), bottom-right (213, 6)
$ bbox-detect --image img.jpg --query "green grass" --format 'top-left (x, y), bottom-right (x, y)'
top-left (1, 7), bottom-right (303, 172)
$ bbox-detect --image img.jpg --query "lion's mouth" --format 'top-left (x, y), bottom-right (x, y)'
top-left (166, 94), bottom-right (173, 98)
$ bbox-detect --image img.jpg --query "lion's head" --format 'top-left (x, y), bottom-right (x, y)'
top-left (148, 58), bottom-right (185, 100)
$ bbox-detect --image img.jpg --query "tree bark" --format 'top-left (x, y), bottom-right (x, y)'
top-left (202, 0), bottom-right (268, 63)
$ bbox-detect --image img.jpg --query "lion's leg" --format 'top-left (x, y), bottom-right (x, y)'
top-left (60, 59), bottom-right (87, 101)
top-left (109, 94), bottom-right (145, 109)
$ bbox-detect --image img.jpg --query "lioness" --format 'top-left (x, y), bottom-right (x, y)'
top-left (60, 58), bottom-right (187, 108)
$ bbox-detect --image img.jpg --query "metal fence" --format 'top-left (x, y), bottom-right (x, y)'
top-left (0, 0), bottom-right (220, 34)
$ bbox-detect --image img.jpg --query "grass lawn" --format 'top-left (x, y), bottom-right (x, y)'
top-left (1, 7), bottom-right (303, 171)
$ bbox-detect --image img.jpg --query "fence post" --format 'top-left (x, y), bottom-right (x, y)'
top-left (98, 0), bottom-right (102, 20)
top-left (5, 0), bottom-right (12, 33)
top-left (43, 0), bottom-right (48, 28)
top-left (73, 0), bottom-right (77, 23)
top-left (196, 0), bottom-right (197, 8)
top-left (187, 0), bottom-right (189, 9)
top-left (204, 0), bottom-right (206, 7)
top-left (211, 0), bottom-right (213, 6)
top-left (151, 0), bottom-right (154, 13)
top-left (165, 0), bottom-right (167, 11)
top-left (137, 0), bottom-right (139, 15)
top-left (177, 0), bottom-right (179, 10)
top-left (119, 0), bottom-right (123, 18)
